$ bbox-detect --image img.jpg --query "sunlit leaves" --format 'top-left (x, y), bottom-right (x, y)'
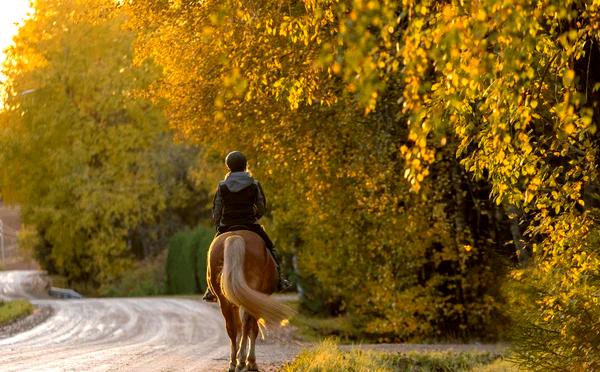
top-left (125, 0), bottom-right (600, 357)
top-left (0, 0), bottom-right (173, 285)
top-left (333, 0), bottom-right (600, 367)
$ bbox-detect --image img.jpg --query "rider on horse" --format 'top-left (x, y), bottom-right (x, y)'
top-left (202, 151), bottom-right (291, 302)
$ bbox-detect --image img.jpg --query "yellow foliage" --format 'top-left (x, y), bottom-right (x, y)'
top-left (0, 0), bottom-right (180, 285)
top-left (119, 0), bottom-right (600, 362)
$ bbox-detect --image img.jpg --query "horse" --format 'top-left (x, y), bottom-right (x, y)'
top-left (207, 230), bottom-right (295, 372)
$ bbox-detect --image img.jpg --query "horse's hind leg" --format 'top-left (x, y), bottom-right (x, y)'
top-left (220, 301), bottom-right (241, 372)
top-left (246, 314), bottom-right (260, 371)
top-left (236, 309), bottom-right (253, 371)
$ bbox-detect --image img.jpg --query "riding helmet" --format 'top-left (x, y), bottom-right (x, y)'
top-left (225, 151), bottom-right (247, 172)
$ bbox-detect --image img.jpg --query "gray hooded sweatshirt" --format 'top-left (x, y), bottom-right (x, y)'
top-left (212, 171), bottom-right (266, 226)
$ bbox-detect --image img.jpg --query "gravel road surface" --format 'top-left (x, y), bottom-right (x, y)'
top-left (0, 271), bottom-right (299, 372)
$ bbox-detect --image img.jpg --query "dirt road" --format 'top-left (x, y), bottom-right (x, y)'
top-left (0, 271), bottom-right (300, 372)
top-left (0, 271), bottom-right (504, 371)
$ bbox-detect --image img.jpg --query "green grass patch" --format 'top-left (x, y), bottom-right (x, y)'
top-left (0, 299), bottom-right (34, 326)
top-left (283, 340), bottom-right (505, 372)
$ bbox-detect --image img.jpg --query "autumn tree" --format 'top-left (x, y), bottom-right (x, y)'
top-left (328, 0), bottom-right (600, 368)
top-left (126, 0), bottom-right (514, 341)
top-left (39, 0), bottom-right (596, 366)
top-left (0, 0), bottom-right (207, 287)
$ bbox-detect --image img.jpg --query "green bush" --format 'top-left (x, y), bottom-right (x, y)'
top-left (166, 224), bottom-right (214, 294)
top-left (283, 340), bottom-right (502, 372)
top-left (0, 299), bottom-right (34, 326)
top-left (98, 251), bottom-right (167, 297)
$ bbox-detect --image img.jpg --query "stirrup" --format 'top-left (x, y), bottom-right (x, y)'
top-left (278, 278), bottom-right (293, 291)
top-left (202, 289), bottom-right (217, 303)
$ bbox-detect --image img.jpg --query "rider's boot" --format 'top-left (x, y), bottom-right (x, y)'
top-left (277, 270), bottom-right (293, 291)
top-left (269, 245), bottom-right (293, 291)
top-left (202, 287), bottom-right (217, 302)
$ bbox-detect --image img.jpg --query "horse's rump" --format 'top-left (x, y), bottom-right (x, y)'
top-left (220, 234), bottom-right (294, 325)
top-left (210, 231), bottom-right (295, 371)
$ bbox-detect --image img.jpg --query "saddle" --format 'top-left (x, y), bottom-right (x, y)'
top-left (221, 224), bottom-right (254, 233)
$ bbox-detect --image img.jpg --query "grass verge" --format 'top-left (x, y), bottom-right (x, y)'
top-left (0, 299), bottom-right (34, 326)
top-left (283, 340), bottom-right (510, 372)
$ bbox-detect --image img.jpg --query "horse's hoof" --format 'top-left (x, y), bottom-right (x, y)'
top-left (235, 365), bottom-right (247, 372)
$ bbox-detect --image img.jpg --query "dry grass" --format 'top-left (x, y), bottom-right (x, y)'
top-left (472, 359), bottom-right (523, 372)
top-left (282, 340), bottom-right (510, 372)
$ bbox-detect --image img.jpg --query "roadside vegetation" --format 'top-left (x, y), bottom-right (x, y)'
top-left (98, 251), bottom-right (168, 297)
top-left (165, 225), bottom-right (214, 295)
top-left (96, 224), bottom-right (214, 297)
top-left (0, 300), bottom-right (34, 326)
top-left (283, 340), bottom-right (510, 372)
top-left (291, 310), bottom-right (357, 343)
top-left (288, 298), bottom-right (508, 346)
top-left (286, 299), bottom-right (364, 343)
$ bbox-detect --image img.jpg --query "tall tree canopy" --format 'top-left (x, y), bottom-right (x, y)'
top-left (0, 0), bottom-right (206, 286)
top-left (126, 0), bottom-right (514, 341)
top-left (377, 1), bottom-right (600, 368)
top-left (127, 0), bottom-right (600, 368)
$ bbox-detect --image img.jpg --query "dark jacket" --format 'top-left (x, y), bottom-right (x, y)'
top-left (212, 171), bottom-right (266, 227)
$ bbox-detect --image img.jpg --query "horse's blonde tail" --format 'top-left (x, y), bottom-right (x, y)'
top-left (221, 235), bottom-right (295, 326)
